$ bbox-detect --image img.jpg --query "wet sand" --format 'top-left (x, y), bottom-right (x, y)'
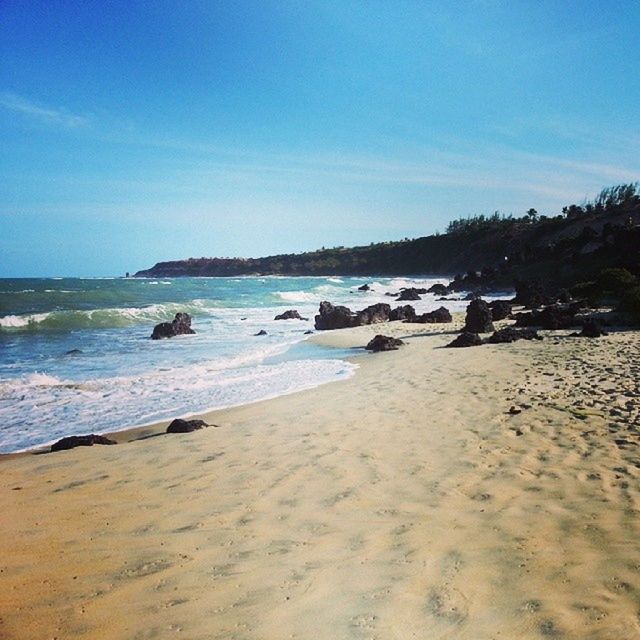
top-left (2, 319), bottom-right (640, 639)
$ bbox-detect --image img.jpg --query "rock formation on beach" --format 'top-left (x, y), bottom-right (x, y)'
top-left (274, 309), bottom-right (308, 321)
top-left (50, 434), bottom-right (117, 452)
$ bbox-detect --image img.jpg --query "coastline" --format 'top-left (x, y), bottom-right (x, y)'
top-left (2, 318), bottom-right (640, 638)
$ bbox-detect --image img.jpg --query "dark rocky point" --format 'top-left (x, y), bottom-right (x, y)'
top-left (357, 283), bottom-right (370, 291)
top-left (151, 312), bottom-right (196, 340)
top-left (274, 309), bottom-right (308, 321)
top-left (446, 332), bottom-right (483, 348)
top-left (50, 434), bottom-right (116, 452)
top-left (365, 334), bottom-right (405, 352)
top-left (464, 299), bottom-right (494, 333)
top-left (254, 329), bottom-right (268, 336)
top-left (166, 418), bottom-right (209, 433)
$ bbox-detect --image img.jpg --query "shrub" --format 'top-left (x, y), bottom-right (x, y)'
top-left (596, 268), bottom-right (638, 295)
top-left (619, 286), bottom-right (640, 324)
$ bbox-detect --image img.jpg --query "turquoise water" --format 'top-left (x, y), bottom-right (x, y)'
top-left (0, 275), bottom-right (462, 453)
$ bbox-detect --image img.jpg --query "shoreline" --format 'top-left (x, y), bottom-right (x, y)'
top-left (2, 319), bottom-right (640, 639)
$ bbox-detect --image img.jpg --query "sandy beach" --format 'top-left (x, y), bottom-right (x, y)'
top-left (2, 317), bottom-right (640, 640)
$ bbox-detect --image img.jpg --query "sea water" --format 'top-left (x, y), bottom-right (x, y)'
top-left (0, 275), bottom-right (473, 453)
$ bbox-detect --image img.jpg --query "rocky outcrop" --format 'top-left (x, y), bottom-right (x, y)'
top-left (365, 334), bottom-right (404, 352)
top-left (357, 303), bottom-right (391, 325)
top-left (446, 332), bottom-right (482, 348)
top-left (486, 327), bottom-right (542, 343)
top-left (409, 306), bottom-right (453, 324)
top-left (427, 283), bottom-right (449, 296)
top-left (488, 300), bottom-right (512, 321)
top-left (166, 418), bottom-right (210, 433)
top-left (254, 329), bottom-right (268, 336)
top-left (151, 312), bottom-right (196, 340)
top-left (574, 318), bottom-right (608, 338)
top-left (357, 283), bottom-right (370, 291)
top-left (396, 288), bottom-right (423, 301)
top-left (274, 309), bottom-right (308, 321)
top-left (464, 299), bottom-right (494, 333)
top-left (514, 304), bottom-right (579, 330)
top-left (50, 434), bottom-right (116, 452)
top-left (314, 301), bottom-right (361, 330)
top-left (389, 305), bottom-right (416, 321)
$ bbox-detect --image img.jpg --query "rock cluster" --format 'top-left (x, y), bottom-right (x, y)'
top-left (274, 309), bottom-right (308, 321)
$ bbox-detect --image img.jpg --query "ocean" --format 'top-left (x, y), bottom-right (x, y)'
top-left (0, 275), bottom-right (473, 453)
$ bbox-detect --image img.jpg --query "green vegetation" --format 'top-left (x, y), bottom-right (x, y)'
top-left (136, 184), bottom-right (640, 291)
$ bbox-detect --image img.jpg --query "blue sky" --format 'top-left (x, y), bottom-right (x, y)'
top-left (1, 1), bottom-right (639, 276)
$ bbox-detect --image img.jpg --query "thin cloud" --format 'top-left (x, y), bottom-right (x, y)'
top-left (0, 92), bottom-right (90, 128)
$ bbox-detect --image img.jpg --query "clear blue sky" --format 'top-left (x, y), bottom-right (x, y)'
top-left (1, 0), bottom-right (638, 276)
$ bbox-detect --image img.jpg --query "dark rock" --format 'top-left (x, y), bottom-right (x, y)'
top-left (151, 312), bottom-right (196, 339)
top-left (274, 309), bottom-right (308, 321)
top-left (487, 327), bottom-right (542, 343)
top-left (409, 306), bottom-right (453, 324)
top-left (254, 329), bottom-right (268, 336)
top-left (314, 301), bottom-right (361, 330)
top-left (389, 305), bottom-right (416, 321)
top-left (396, 288), bottom-right (422, 301)
top-left (446, 332), bottom-right (482, 348)
top-left (357, 284), bottom-right (370, 291)
top-left (51, 434), bottom-right (116, 452)
top-left (427, 283), bottom-right (449, 296)
top-left (488, 300), bottom-right (513, 321)
top-left (508, 406), bottom-right (522, 415)
top-left (576, 318), bottom-right (608, 338)
top-left (65, 348), bottom-right (83, 355)
top-left (463, 291), bottom-right (481, 301)
top-left (365, 334), bottom-right (404, 352)
top-left (514, 304), bottom-right (578, 330)
top-left (464, 299), bottom-right (494, 333)
top-left (357, 303), bottom-right (391, 325)
top-left (513, 280), bottom-right (547, 308)
top-left (304, 330), bottom-right (314, 335)
top-left (166, 418), bottom-right (209, 434)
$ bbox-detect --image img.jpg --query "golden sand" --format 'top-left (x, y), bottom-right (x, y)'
top-left (2, 318), bottom-right (640, 639)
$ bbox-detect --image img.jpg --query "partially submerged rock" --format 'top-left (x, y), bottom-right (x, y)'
top-left (166, 418), bottom-right (209, 434)
top-left (446, 332), bottom-right (482, 348)
top-left (365, 334), bottom-right (405, 352)
top-left (254, 329), bottom-right (268, 336)
top-left (51, 434), bottom-right (116, 452)
top-left (151, 312), bottom-right (196, 340)
top-left (274, 309), bottom-right (308, 321)
top-left (427, 283), bottom-right (449, 296)
top-left (357, 283), bottom-right (370, 291)
top-left (396, 288), bottom-right (422, 301)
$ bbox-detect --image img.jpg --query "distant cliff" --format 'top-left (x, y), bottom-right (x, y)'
top-left (135, 184), bottom-right (640, 285)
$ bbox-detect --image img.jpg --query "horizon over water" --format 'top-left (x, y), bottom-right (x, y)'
top-left (0, 275), bottom-right (494, 453)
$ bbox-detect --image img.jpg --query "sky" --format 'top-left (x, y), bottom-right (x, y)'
top-left (1, 1), bottom-right (639, 276)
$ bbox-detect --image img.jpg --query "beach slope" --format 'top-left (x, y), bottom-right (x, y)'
top-left (2, 321), bottom-right (640, 639)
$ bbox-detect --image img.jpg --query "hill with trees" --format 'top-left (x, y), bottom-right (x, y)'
top-left (135, 183), bottom-right (640, 290)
